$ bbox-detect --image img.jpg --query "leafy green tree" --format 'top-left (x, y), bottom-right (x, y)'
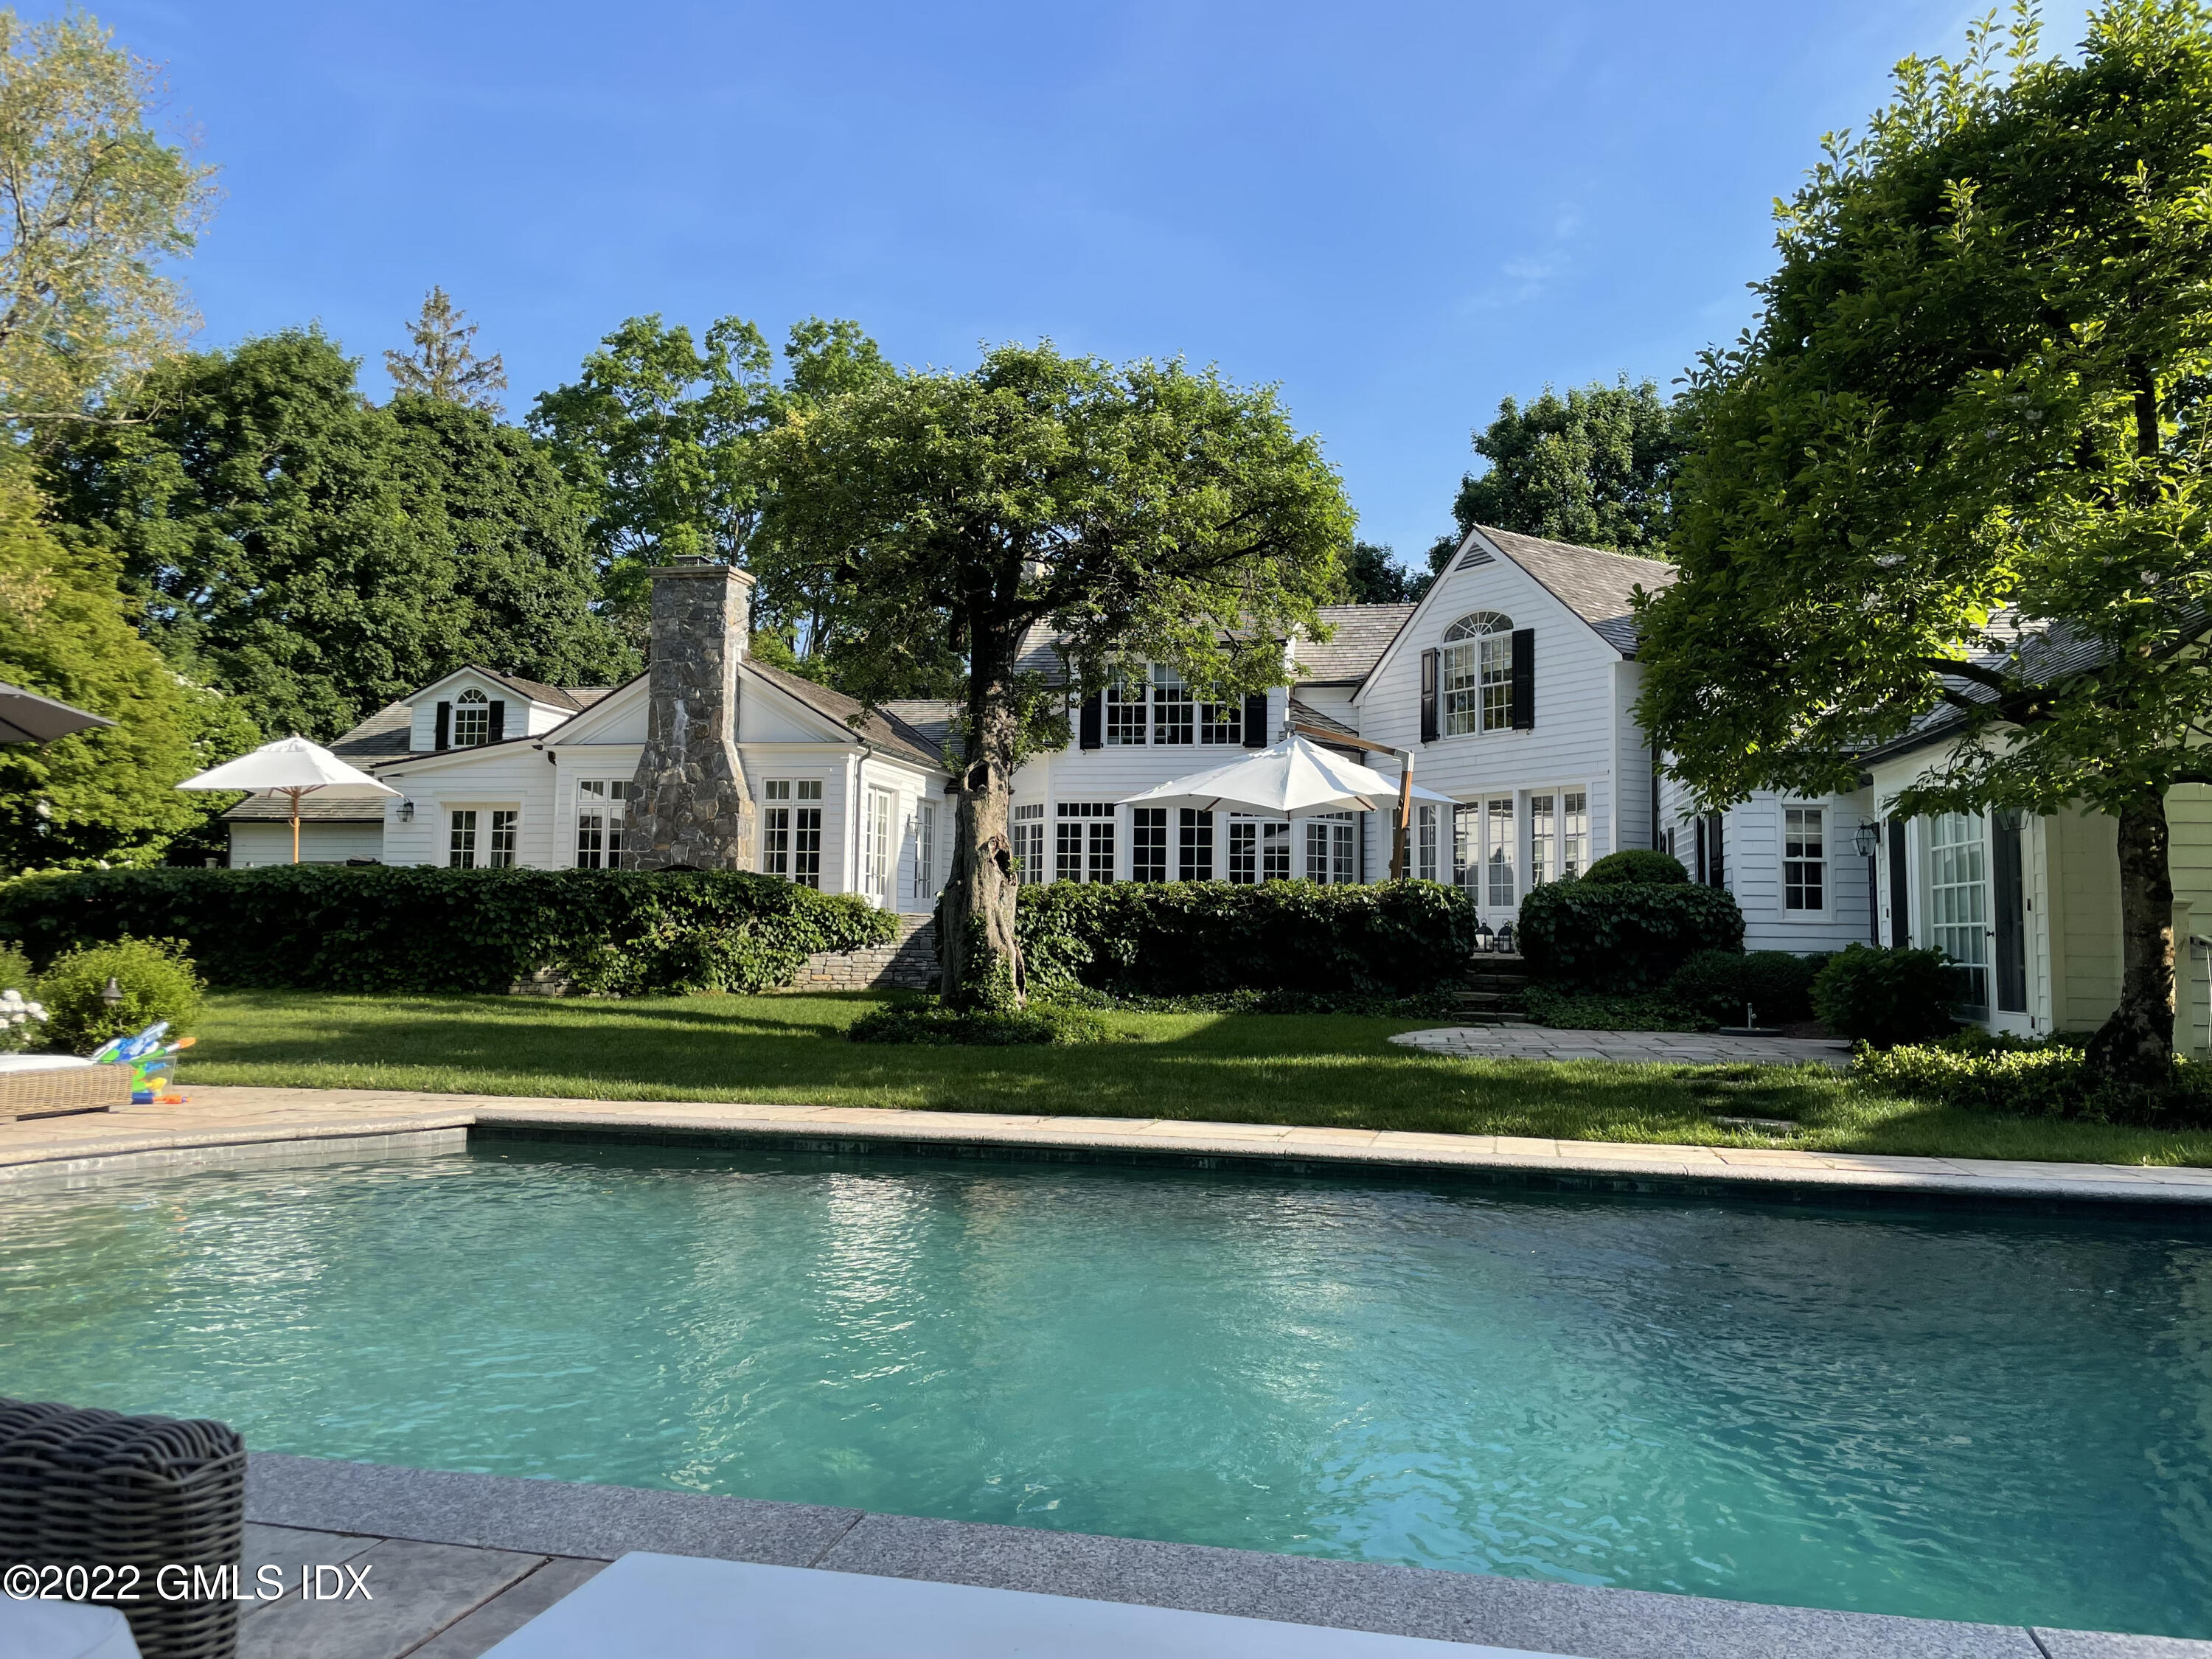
top-left (1634, 2), bottom-right (2212, 1080)
top-left (387, 393), bottom-right (635, 689)
top-left (46, 329), bottom-right (630, 740)
top-left (1339, 540), bottom-right (1422, 603)
top-left (529, 313), bottom-right (942, 685)
top-left (755, 342), bottom-right (1354, 1008)
top-left (0, 456), bottom-right (254, 872)
top-left (384, 286), bottom-right (507, 412)
top-left (0, 8), bottom-right (217, 428)
top-left (1441, 376), bottom-right (1683, 561)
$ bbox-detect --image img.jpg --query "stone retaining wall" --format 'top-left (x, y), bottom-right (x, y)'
top-left (792, 913), bottom-right (937, 992)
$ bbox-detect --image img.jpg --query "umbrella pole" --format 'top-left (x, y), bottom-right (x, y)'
top-left (290, 789), bottom-right (301, 864)
top-left (1394, 757), bottom-right (1414, 882)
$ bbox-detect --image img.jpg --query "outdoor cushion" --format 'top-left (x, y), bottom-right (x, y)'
top-left (479, 1552), bottom-right (1577, 1659)
top-left (0, 1599), bottom-right (143, 1659)
top-left (0, 1055), bottom-right (94, 1072)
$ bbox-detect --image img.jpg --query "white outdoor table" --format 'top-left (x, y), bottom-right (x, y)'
top-left (481, 1552), bottom-right (1577, 1658)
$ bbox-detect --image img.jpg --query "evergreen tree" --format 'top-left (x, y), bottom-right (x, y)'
top-left (384, 286), bottom-right (507, 413)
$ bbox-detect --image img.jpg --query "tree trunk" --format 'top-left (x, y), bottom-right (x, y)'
top-left (2086, 790), bottom-right (2175, 1082)
top-left (938, 628), bottom-right (1024, 1010)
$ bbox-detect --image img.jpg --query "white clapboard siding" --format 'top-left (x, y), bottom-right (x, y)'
top-left (229, 821), bottom-right (385, 866)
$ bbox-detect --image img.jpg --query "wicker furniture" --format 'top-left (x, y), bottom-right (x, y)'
top-left (0, 1399), bottom-right (246, 1659)
top-left (0, 1060), bottom-right (129, 1121)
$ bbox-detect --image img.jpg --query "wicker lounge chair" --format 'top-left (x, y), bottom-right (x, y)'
top-left (0, 1399), bottom-right (246, 1659)
top-left (0, 1057), bottom-right (130, 1121)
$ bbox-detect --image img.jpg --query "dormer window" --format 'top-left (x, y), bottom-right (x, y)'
top-left (451, 689), bottom-right (492, 747)
top-left (1441, 613), bottom-right (1514, 735)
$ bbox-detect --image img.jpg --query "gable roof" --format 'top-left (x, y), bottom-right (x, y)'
top-left (222, 791), bottom-right (388, 824)
top-left (324, 700), bottom-right (417, 766)
top-left (882, 699), bottom-right (960, 760)
top-left (1293, 605), bottom-right (1418, 684)
top-left (1856, 613), bottom-right (2129, 765)
top-left (742, 658), bottom-right (945, 768)
top-left (1470, 526), bottom-right (1674, 656)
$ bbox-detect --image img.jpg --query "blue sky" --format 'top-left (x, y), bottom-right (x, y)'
top-left (74, 0), bottom-right (1978, 568)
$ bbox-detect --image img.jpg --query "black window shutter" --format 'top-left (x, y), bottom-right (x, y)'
top-left (1419, 650), bottom-right (1439, 743)
top-left (1079, 692), bottom-right (1102, 750)
top-left (1694, 816), bottom-right (1708, 886)
top-left (1510, 629), bottom-right (1534, 729)
top-left (1242, 693), bottom-right (1267, 747)
top-left (487, 700), bottom-right (506, 742)
top-left (1888, 819), bottom-right (1910, 947)
top-left (434, 701), bottom-right (451, 750)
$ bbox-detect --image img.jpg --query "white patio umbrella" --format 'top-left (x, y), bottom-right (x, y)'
top-left (1121, 731), bottom-right (1455, 878)
top-left (175, 735), bottom-right (400, 865)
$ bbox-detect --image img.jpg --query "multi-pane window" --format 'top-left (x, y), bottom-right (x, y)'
top-left (1105, 671), bottom-right (1148, 745)
top-left (1440, 613), bottom-right (1513, 736)
top-left (1484, 797), bottom-right (1515, 908)
top-left (452, 687), bottom-right (492, 747)
top-left (1304, 813), bottom-right (1355, 884)
top-left (863, 788), bottom-right (894, 900)
top-left (1132, 807), bottom-right (1169, 882)
top-left (1200, 698), bottom-right (1242, 745)
top-left (1057, 802), bottom-right (1116, 883)
top-left (1929, 813), bottom-right (1989, 1007)
top-left (576, 779), bottom-right (631, 869)
top-left (1452, 802), bottom-right (1479, 891)
top-left (487, 810), bottom-right (518, 868)
top-left (761, 779), bottom-right (824, 888)
top-left (1013, 802), bottom-right (1045, 883)
top-left (915, 801), bottom-right (937, 901)
top-left (1416, 803), bottom-right (1439, 881)
top-left (1152, 665), bottom-right (1194, 745)
top-left (1783, 806), bottom-right (1826, 912)
top-left (1227, 816), bottom-right (1290, 884)
top-left (1562, 791), bottom-right (1587, 879)
top-left (1178, 808), bottom-right (1214, 881)
top-left (1528, 794), bottom-right (1555, 888)
top-left (448, 810), bottom-right (478, 869)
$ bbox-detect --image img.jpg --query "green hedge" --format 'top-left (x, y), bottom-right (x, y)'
top-left (1015, 880), bottom-right (1481, 997)
top-left (1811, 944), bottom-right (1961, 1046)
top-left (0, 866), bottom-right (897, 996)
top-left (848, 1002), bottom-right (1116, 1046)
top-left (1515, 880), bottom-right (1745, 991)
top-left (1666, 949), bottom-right (1827, 1026)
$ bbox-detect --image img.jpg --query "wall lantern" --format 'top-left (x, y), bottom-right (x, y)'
top-left (1849, 821), bottom-right (1880, 859)
top-left (1472, 919), bottom-right (1495, 953)
top-left (1495, 922), bottom-right (1517, 956)
top-left (398, 798), bottom-right (415, 824)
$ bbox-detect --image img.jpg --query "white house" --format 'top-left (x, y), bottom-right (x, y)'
top-left (225, 536), bottom-right (2208, 1052)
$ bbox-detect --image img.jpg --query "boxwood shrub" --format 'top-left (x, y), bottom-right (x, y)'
top-left (0, 866), bottom-right (897, 996)
top-left (1809, 944), bottom-right (1961, 1047)
top-left (1854, 1033), bottom-right (2212, 1127)
top-left (1015, 879), bottom-right (1481, 998)
top-left (1666, 949), bottom-right (1827, 1026)
top-left (1579, 848), bottom-right (1689, 886)
top-left (1515, 880), bottom-right (1744, 991)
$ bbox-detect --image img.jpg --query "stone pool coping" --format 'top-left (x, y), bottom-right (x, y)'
top-left (240, 1453), bottom-right (2205, 1659)
top-left (5, 1084), bottom-right (2212, 1214)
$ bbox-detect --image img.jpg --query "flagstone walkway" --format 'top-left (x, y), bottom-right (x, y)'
top-left (1389, 1026), bottom-right (1856, 1067)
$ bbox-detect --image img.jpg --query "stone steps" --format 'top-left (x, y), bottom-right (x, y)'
top-left (791, 913), bottom-right (939, 992)
top-left (1450, 953), bottom-right (1530, 1026)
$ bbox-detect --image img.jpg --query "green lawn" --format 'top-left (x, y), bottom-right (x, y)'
top-left (178, 989), bottom-right (2212, 1168)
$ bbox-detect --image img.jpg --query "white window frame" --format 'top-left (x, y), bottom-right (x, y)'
top-left (1927, 812), bottom-right (1990, 1010)
top-left (1440, 613), bottom-right (1513, 737)
top-left (1484, 796), bottom-right (1515, 909)
top-left (914, 801), bottom-right (937, 901)
top-left (1056, 802), bottom-right (1116, 883)
top-left (1131, 807), bottom-right (1169, 882)
top-left (1014, 802), bottom-right (1046, 883)
top-left (1416, 803), bottom-right (1439, 882)
top-left (451, 686), bottom-right (493, 748)
top-left (1782, 803), bottom-right (1829, 917)
top-left (863, 786), bottom-right (895, 902)
top-left (761, 779), bottom-right (825, 888)
top-left (1178, 807), bottom-right (1214, 881)
top-left (575, 778), bottom-right (632, 869)
top-left (448, 808), bottom-right (479, 869)
top-left (1105, 668), bottom-right (1148, 746)
top-left (1304, 812), bottom-right (1355, 885)
top-left (1227, 815), bottom-right (1290, 884)
top-left (1151, 664), bottom-right (1194, 745)
top-left (1562, 790), bottom-right (1587, 880)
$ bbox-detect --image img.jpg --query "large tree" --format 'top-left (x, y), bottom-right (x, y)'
top-left (754, 343), bottom-right (1353, 1008)
top-left (530, 315), bottom-right (895, 652)
top-left (46, 329), bottom-right (630, 739)
top-left (1635, 2), bottom-right (2212, 1081)
top-left (1436, 376), bottom-right (1683, 571)
top-left (0, 8), bottom-right (215, 428)
top-left (0, 454), bottom-right (254, 871)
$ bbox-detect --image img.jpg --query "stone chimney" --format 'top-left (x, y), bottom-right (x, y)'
top-left (625, 559), bottom-right (756, 871)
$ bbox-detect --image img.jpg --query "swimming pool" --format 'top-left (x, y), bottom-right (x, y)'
top-left (2, 1140), bottom-right (2207, 1638)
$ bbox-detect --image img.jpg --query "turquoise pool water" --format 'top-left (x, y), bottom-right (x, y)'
top-left (3, 1141), bottom-right (2208, 1638)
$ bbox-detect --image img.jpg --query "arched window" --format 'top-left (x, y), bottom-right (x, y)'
top-left (1440, 613), bottom-right (1514, 735)
top-left (452, 687), bottom-right (492, 747)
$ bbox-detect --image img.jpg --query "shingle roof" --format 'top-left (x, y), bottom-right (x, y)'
top-left (744, 659), bottom-right (945, 768)
top-left (1857, 613), bottom-right (2119, 762)
top-left (1472, 526), bottom-right (1674, 656)
top-left (1286, 695), bottom-right (1363, 745)
top-left (1294, 605), bottom-right (1417, 684)
top-left (221, 792), bottom-right (388, 823)
top-left (881, 700), bottom-right (959, 761)
top-left (479, 669), bottom-right (588, 712)
top-left (323, 700), bottom-right (416, 766)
